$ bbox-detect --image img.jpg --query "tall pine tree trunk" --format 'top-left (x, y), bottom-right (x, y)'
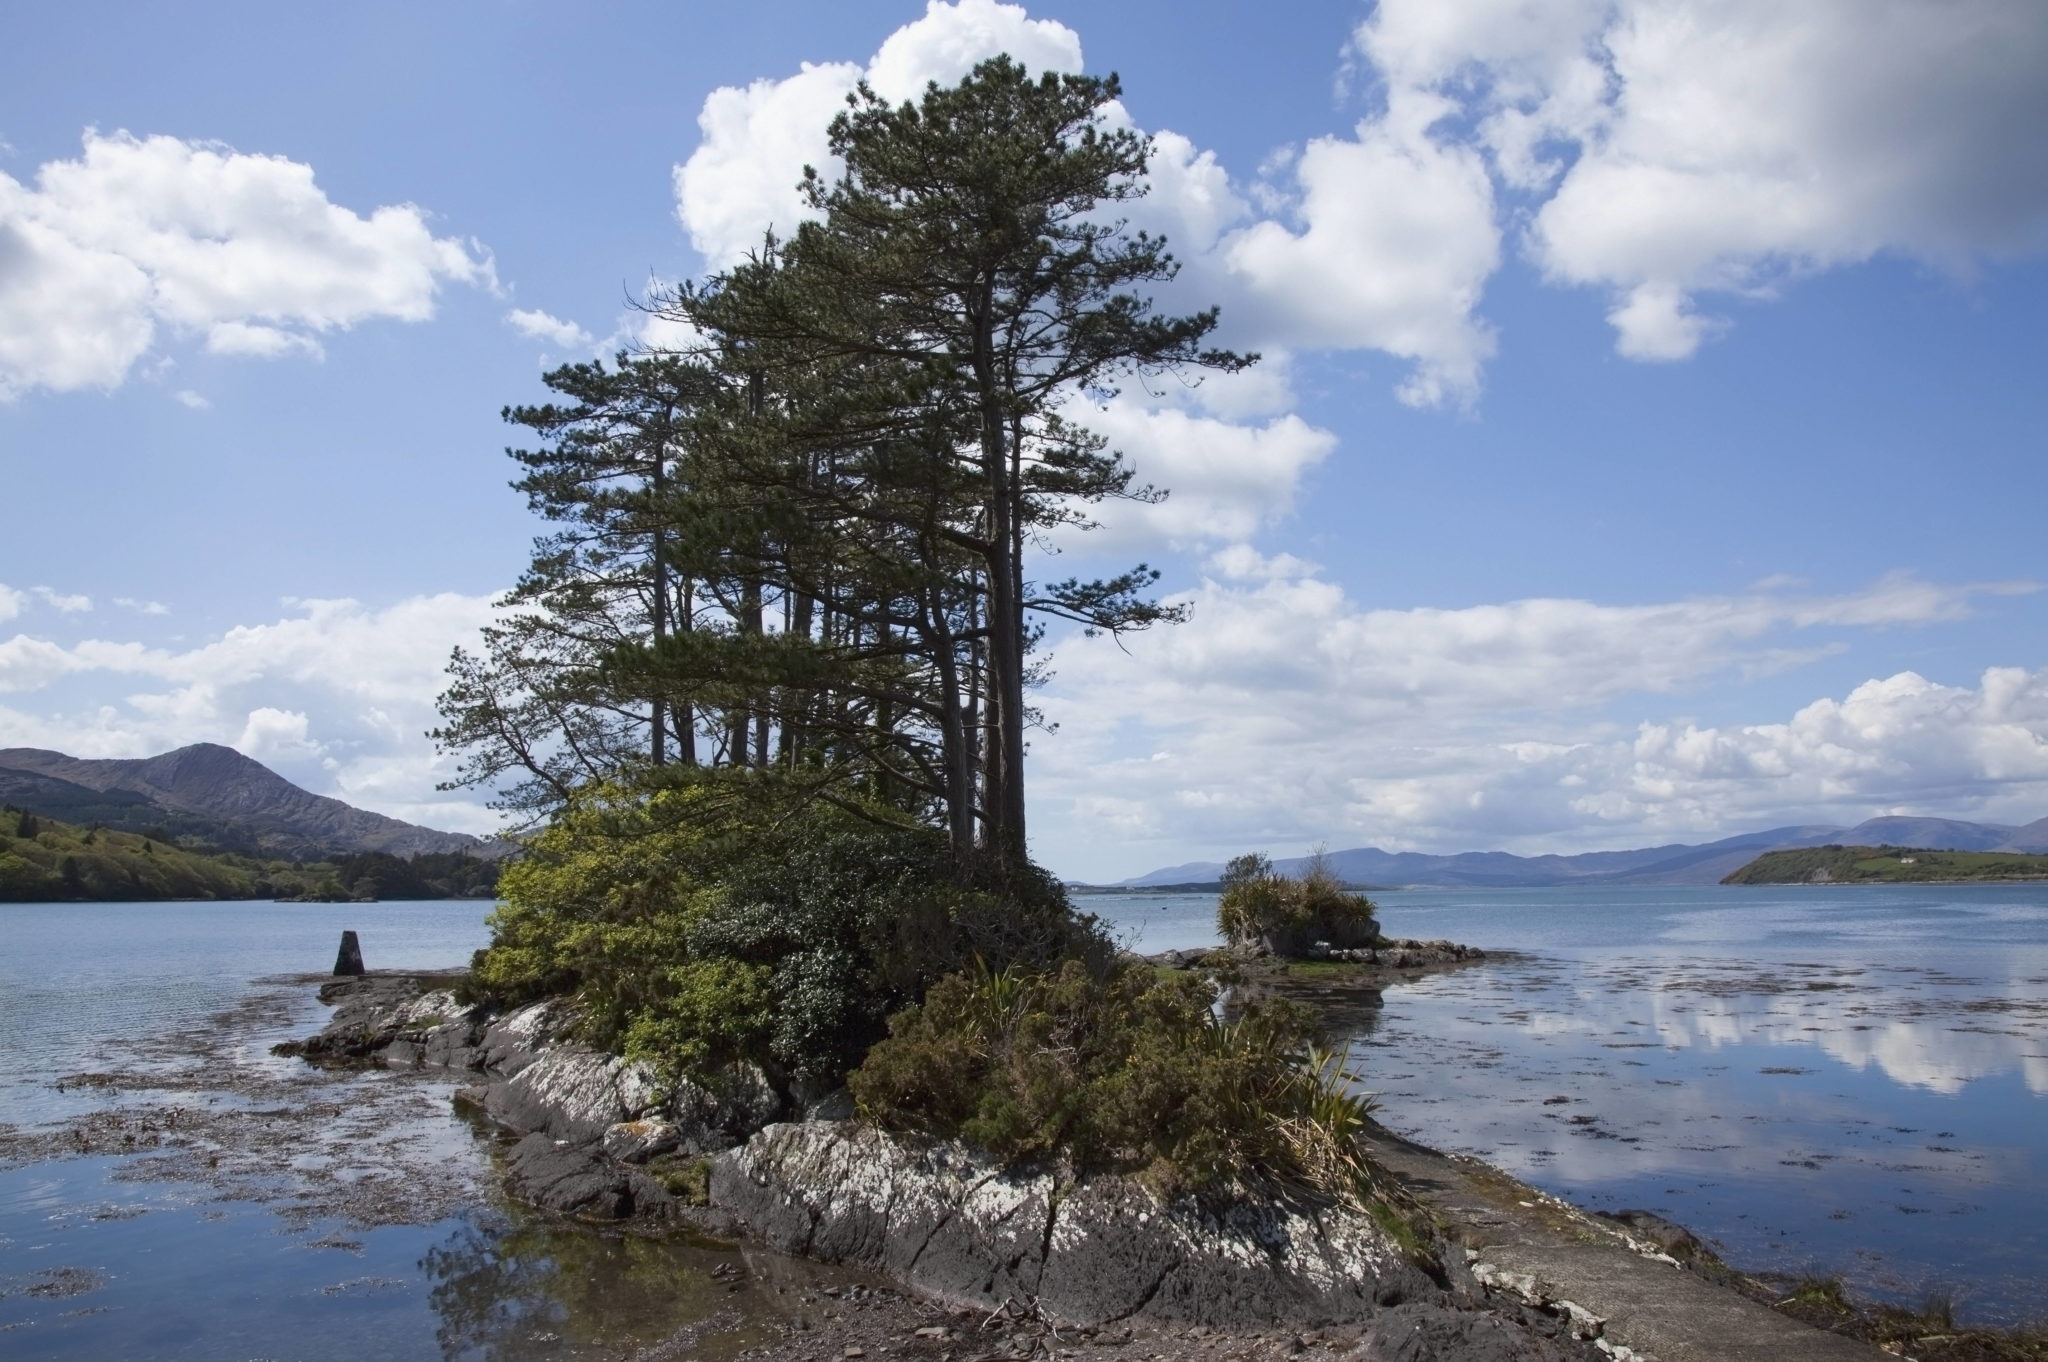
top-left (678, 579), bottom-right (697, 766)
top-left (648, 409), bottom-right (671, 766)
top-left (973, 319), bottom-right (1027, 876)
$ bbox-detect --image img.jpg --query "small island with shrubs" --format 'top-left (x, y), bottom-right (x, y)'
top-left (1136, 851), bottom-right (1492, 987)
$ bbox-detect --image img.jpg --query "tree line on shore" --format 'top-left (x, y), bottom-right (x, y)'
top-left (0, 804), bottom-right (499, 902)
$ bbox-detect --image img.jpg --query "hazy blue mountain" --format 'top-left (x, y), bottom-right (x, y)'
top-left (2002, 816), bottom-right (2048, 853)
top-left (1119, 859), bottom-right (1228, 886)
top-left (0, 743), bottom-right (506, 861)
top-left (1114, 814), bottom-right (2042, 889)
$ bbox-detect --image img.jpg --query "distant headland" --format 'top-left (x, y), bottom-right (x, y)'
top-left (0, 743), bottom-right (508, 902)
top-left (1105, 813), bottom-right (2048, 891)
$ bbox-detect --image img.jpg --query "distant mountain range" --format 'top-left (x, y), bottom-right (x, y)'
top-left (1113, 814), bottom-right (2048, 890)
top-left (0, 743), bottom-right (508, 861)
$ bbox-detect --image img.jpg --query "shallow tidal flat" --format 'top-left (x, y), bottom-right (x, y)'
top-left (0, 901), bottom-right (836, 1360)
top-left (1100, 883), bottom-right (2048, 1327)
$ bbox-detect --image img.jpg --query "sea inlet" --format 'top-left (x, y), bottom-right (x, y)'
top-left (1, 883), bottom-right (2042, 1356)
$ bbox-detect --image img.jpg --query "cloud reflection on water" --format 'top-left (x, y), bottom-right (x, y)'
top-left (1354, 946), bottom-right (2048, 1325)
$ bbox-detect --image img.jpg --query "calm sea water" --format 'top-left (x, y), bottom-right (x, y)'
top-left (2, 886), bottom-right (2043, 1353)
top-left (1090, 883), bottom-right (2048, 1325)
top-left (0, 900), bottom-right (492, 1129)
top-left (0, 901), bottom-right (849, 1359)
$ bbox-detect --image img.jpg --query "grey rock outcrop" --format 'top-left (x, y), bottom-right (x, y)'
top-left (709, 1121), bottom-right (1442, 1328)
top-left (283, 974), bottom-right (1627, 1353)
top-left (502, 1132), bottom-right (676, 1221)
top-left (484, 1048), bottom-right (665, 1144)
top-left (1594, 1208), bottom-right (1708, 1264)
top-left (279, 974), bottom-right (793, 1222)
top-left (475, 1001), bottom-right (570, 1076)
top-left (276, 974), bottom-right (478, 1064)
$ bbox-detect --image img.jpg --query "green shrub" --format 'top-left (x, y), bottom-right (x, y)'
top-left (1216, 851), bottom-right (1379, 957)
top-left (459, 783), bottom-right (723, 1021)
top-left (463, 778), bottom-right (1110, 1086)
top-left (849, 958), bottom-right (1385, 1202)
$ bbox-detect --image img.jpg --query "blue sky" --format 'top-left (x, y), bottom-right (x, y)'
top-left (3, 0), bottom-right (2045, 881)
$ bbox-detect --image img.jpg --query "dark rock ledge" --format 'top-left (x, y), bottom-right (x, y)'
top-left (273, 970), bottom-right (1603, 1355)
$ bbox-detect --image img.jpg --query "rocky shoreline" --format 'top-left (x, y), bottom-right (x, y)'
top-left (273, 940), bottom-right (1491, 1249)
top-left (275, 970), bottom-right (1615, 1357)
top-left (265, 962), bottom-right (1933, 1362)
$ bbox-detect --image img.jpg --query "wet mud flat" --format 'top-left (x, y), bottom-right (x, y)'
top-left (0, 972), bottom-right (489, 1231)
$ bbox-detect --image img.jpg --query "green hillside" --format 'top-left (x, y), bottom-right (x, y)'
top-left (0, 805), bottom-right (500, 902)
top-left (1724, 844), bottom-right (2048, 885)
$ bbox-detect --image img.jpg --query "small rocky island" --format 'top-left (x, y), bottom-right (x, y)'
top-left (1167, 851), bottom-right (1490, 988)
top-left (274, 846), bottom-right (1902, 1362)
top-left (275, 848), bottom-right (1576, 1353)
top-left (281, 967), bottom-right (1605, 1359)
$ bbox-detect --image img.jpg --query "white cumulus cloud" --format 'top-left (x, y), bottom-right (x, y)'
top-left (31, 587), bottom-right (92, 613)
top-left (1219, 90), bottom-right (1501, 407)
top-left (0, 584), bottom-right (96, 624)
top-left (673, 0), bottom-right (1084, 270)
top-left (1029, 569), bottom-right (2045, 875)
top-left (0, 130), bottom-right (494, 398)
top-left (1054, 395), bottom-right (1338, 552)
top-left (1628, 667), bottom-right (2048, 821)
top-left (235, 705), bottom-right (324, 764)
top-left (668, 3), bottom-right (1507, 406)
top-left (204, 319), bottom-right (322, 359)
top-left (506, 307), bottom-right (595, 350)
top-left (0, 592), bottom-right (502, 833)
top-left (1354, 0), bottom-right (2048, 360)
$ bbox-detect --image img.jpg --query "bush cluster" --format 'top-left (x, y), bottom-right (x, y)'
top-left (848, 958), bottom-right (1381, 1200)
top-left (1216, 852), bottom-right (1381, 957)
top-left (465, 781), bottom-right (1109, 1087)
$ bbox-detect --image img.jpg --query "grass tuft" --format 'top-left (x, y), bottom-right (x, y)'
top-left (849, 958), bottom-right (1404, 1218)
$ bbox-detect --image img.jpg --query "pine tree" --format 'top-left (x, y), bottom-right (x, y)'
top-left (655, 57), bottom-right (1250, 876)
top-left (448, 59), bottom-right (1248, 884)
top-left (433, 355), bottom-right (725, 814)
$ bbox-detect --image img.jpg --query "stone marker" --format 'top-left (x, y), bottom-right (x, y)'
top-left (333, 930), bottom-right (365, 976)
